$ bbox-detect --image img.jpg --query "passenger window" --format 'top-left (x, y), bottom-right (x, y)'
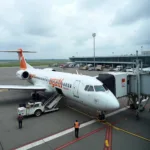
top-left (88, 86), bottom-right (94, 91)
top-left (84, 85), bottom-right (89, 91)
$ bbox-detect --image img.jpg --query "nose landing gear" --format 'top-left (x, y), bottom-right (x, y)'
top-left (97, 111), bottom-right (106, 121)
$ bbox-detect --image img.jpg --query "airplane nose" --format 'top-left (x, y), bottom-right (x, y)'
top-left (107, 99), bottom-right (120, 110)
top-left (115, 101), bottom-right (120, 109)
top-left (95, 92), bottom-right (120, 111)
top-left (105, 92), bottom-right (120, 110)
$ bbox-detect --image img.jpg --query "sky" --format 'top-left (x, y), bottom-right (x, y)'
top-left (0, 0), bottom-right (150, 59)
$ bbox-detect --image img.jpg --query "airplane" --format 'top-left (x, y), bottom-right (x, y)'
top-left (126, 67), bottom-right (150, 73)
top-left (0, 49), bottom-right (120, 119)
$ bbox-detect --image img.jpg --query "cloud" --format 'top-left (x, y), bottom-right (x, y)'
top-left (0, 0), bottom-right (150, 60)
top-left (16, 0), bottom-right (56, 37)
top-left (112, 0), bottom-right (150, 25)
top-left (128, 19), bottom-right (150, 46)
top-left (77, 0), bottom-right (107, 11)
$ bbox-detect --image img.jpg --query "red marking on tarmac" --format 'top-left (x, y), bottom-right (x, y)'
top-left (55, 127), bottom-right (106, 150)
top-left (104, 125), bottom-right (112, 150)
top-left (12, 114), bottom-right (126, 150)
top-left (145, 103), bottom-right (150, 108)
top-left (11, 120), bottom-right (89, 150)
top-left (109, 126), bottom-right (112, 150)
top-left (54, 119), bottom-right (124, 150)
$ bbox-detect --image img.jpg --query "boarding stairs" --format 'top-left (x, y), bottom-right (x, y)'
top-left (42, 92), bottom-right (63, 111)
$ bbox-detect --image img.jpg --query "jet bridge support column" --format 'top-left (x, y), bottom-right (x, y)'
top-left (127, 50), bottom-right (146, 119)
top-left (127, 94), bottom-right (138, 110)
top-left (136, 50), bottom-right (141, 119)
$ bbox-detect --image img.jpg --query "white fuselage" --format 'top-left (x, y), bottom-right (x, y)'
top-left (17, 68), bottom-right (120, 111)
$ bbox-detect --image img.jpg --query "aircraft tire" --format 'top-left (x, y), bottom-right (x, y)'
top-left (129, 104), bottom-right (134, 109)
top-left (139, 107), bottom-right (145, 112)
top-left (136, 111), bottom-right (139, 120)
top-left (35, 110), bottom-right (42, 117)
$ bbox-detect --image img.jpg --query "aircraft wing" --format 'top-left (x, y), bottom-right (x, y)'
top-left (0, 85), bottom-right (46, 91)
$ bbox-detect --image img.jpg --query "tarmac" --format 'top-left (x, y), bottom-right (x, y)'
top-left (0, 66), bottom-right (150, 150)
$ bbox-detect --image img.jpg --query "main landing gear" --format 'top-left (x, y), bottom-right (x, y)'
top-left (31, 91), bottom-right (40, 101)
top-left (128, 94), bottom-right (150, 120)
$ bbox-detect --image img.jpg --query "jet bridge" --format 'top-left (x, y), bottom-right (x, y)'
top-left (97, 71), bottom-right (150, 97)
top-left (96, 72), bottom-right (128, 98)
top-left (128, 73), bottom-right (150, 96)
top-left (97, 71), bottom-right (150, 119)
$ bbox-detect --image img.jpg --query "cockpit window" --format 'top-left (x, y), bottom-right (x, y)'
top-left (103, 84), bottom-right (108, 90)
top-left (94, 85), bottom-right (106, 92)
top-left (88, 86), bottom-right (94, 91)
top-left (84, 85), bottom-right (89, 91)
top-left (84, 85), bottom-right (94, 91)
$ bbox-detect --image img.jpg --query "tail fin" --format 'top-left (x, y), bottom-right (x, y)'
top-left (0, 49), bottom-right (36, 70)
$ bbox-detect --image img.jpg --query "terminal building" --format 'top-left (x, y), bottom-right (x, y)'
top-left (69, 51), bottom-right (150, 67)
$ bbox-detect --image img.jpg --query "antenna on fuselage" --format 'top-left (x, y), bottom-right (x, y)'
top-left (76, 70), bottom-right (79, 74)
top-left (76, 70), bottom-right (82, 75)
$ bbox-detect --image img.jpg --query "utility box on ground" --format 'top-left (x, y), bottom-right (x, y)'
top-left (96, 72), bottom-right (128, 98)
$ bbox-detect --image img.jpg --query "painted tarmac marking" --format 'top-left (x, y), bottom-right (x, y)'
top-left (13, 107), bottom-right (128, 150)
top-left (14, 104), bottom-right (149, 150)
top-left (104, 126), bottom-right (110, 149)
top-left (104, 125), bottom-right (112, 150)
top-left (68, 104), bottom-right (150, 143)
top-left (112, 126), bottom-right (150, 142)
top-left (17, 99), bottom-right (150, 150)
top-left (55, 126), bottom-right (106, 150)
top-left (109, 126), bottom-right (112, 150)
top-left (0, 89), bottom-right (8, 92)
top-left (0, 141), bottom-right (4, 150)
top-left (54, 119), bottom-right (122, 150)
top-left (67, 105), bottom-right (129, 119)
top-left (13, 120), bottom-right (96, 150)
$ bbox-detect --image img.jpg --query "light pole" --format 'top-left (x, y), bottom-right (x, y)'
top-left (136, 50), bottom-right (141, 119)
top-left (76, 52), bottom-right (78, 57)
top-left (92, 33), bottom-right (96, 70)
top-left (141, 46), bottom-right (143, 55)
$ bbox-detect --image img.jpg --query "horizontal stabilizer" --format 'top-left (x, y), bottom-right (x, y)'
top-left (0, 50), bottom-right (36, 53)
top-left (0, 85), bottom-right (46, 91)
top-left (0, 49), bottom-right (36, 69)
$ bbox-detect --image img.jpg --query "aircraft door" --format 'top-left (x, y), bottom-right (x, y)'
top-left (73, 80), bottom-right (80, 98)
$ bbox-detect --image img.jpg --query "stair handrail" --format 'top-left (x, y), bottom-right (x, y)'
top-left (43, 92), bottom-right (59, 106)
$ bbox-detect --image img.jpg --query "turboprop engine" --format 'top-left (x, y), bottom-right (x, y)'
top-left (16, 70), bottom-right (30, 80)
